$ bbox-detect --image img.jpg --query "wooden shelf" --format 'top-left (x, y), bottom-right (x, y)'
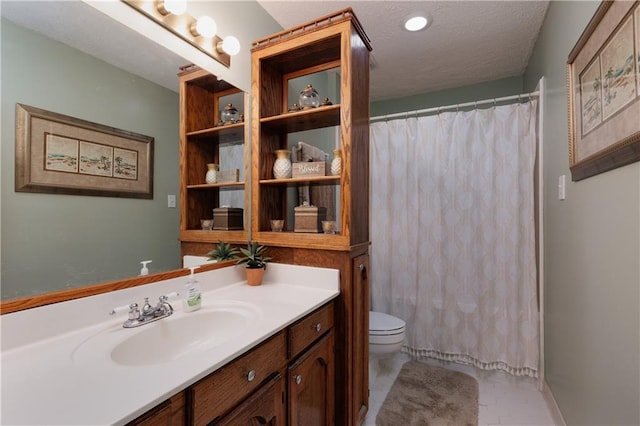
top-left (179, 66), bottom-right (249, 244)
top-left (187, 182), bottom-right (245, 189)
top-left (180, 229), bottom-right (248, 244)
top-left (186, 122), bottom-right (244, 143)
top-left (259, 176), bottom-right (339, 185)
top-left (252, 230), bottom-right (351, 251)
top-left (260, 105), bottom-right (340, 133)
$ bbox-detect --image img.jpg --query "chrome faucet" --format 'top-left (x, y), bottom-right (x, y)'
top-left (110, 294), bottom-right (176, 328)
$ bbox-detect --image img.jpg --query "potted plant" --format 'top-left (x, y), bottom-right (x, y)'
top-left (236, 241), bottom-right (271, 286)
top-left (207, 241), bottom-right (239, 262)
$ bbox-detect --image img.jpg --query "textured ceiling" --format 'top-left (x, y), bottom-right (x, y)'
top-left (1, 1), bottom-right (186, 92)
top-left (257, 0), bottom-right (549, 101)
top-left (1, 1), bottom-right (549, 102)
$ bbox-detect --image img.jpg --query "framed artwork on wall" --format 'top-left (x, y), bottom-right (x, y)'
top-left (567, 0), bottom-right (640, 181)
top-left (15, 103), bottom-right (154, 199)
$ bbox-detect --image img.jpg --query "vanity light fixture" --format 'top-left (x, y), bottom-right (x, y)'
top-left (218, 36), bottom-right (241, 56)
top-left (191, 16), bottom-right (217, 38)
top-left (124, 0), bottom-right (240, 68)
top-left (156, 0), bottom-right (186, 16)
top-left (404, 15), bottom-right (429, 32)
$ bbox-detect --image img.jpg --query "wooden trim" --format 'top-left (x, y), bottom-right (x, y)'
top-left (252, 8), bottom-right (371, 52)
top-left (0, 260), bottom-right (235, 315)
top-left (569, 133), bottom-right (640, 181)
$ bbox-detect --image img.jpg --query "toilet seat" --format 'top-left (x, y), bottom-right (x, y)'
top-left (369, 311), bottom-right (405, 336)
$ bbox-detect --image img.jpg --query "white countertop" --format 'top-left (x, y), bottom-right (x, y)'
top-left (0, 263), bottom-right (339, 425)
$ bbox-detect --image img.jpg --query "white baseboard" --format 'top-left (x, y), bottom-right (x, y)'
top-left (542, 380), bottom-right (566, 425)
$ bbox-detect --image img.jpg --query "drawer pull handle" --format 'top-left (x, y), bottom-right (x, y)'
top-left (294, 374), bottom-right (302, 385)
top-left (314, 323), bottom-right (322, 332)
top-left (247, 370), bottom-right (256, 382)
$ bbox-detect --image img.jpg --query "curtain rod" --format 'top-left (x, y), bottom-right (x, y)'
top-left (370, 90), bottom-right (540, 123)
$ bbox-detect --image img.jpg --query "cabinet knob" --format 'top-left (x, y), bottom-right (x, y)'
top-left (247, 370), bottom-right (256, 382)
top-left (314, 323), bottom-right (322, 332)
top-left (294, 374), bottom-right (302, 385)
top-left (359, 263), bottom-right (367, 279)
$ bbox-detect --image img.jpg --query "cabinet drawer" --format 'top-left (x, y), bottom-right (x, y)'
top-left (190, 331), bottom-right (286, 425)
top-left (288, 302), bottom-right (334, 359)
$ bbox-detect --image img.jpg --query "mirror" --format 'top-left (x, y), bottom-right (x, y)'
top-left (0, 2), bottom-right (260, 301)
top-left (217, 91), bottom-right (246, 211)
top-left (285, 69), bottom-right (342, 231)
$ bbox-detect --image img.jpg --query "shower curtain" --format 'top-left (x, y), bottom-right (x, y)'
top-left (370, 101), bottom-right (539, 377)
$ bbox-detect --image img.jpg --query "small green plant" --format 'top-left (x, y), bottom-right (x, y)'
top-left (236, 241), bottom-right (271, 269)
top-left (207, 241), bottom-right (240, 262)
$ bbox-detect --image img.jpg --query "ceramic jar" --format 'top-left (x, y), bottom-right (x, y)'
top-left (273, 150), bottom-right (292, 179)
top-left (299, 84), bottom-right (320, 109)
top-left (331, 149), bottom-right (342, 176)
top-left (205, 163), bottom-right (219, 184)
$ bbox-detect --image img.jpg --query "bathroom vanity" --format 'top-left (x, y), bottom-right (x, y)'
top-left (0, 264), bottom-right (339, 425)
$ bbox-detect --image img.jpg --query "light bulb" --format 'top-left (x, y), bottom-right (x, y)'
top-left (404, 16), bottom-right (428, 32)
top-left (195, 16), bottom-right (217, 38)
top-left (220, 36), bottom-right (240, 56)
top-left (159, 0), bottom-right (187, 16)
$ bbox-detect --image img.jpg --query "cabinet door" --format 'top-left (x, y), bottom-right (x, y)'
top-left (127, 392), bottom-right (185, 425)
top-left (288, 331), bottom-right (335, 426)
top-left (352, 254), bottom-right (370, 424)
top-left (217, 372), bottom-right (286, 426)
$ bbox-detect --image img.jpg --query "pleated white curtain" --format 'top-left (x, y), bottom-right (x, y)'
top-left (370, 102), bottom-right (539, 377)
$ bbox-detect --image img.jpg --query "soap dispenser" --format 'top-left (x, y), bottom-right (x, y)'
top-left (183, 266), bottom-right (202, 312)
top-left (140, 260), bottom-right (152, 276)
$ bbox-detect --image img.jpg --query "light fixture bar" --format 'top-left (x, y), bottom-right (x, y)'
top-left (123, 0), bottom-right (231, 68)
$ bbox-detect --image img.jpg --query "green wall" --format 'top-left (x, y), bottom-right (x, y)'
top-left (370, 75), bottom-right (523, 117)
top-left (1, 19), bottom-right (181, 299)
top-left (524, 2), bottom-right (639, 424)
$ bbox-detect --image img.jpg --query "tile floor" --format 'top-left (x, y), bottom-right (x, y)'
top-left (364, 353), bottom-right (557, 425)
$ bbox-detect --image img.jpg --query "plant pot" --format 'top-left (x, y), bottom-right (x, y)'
top-left (245, 267), bottom-right (265, 286)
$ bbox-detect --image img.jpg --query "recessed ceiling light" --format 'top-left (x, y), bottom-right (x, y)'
top-left (404, 15), bottom-right (429, 32)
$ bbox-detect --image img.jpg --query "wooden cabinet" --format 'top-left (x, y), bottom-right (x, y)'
top-left (217, 372), bottom-right (286, 426)
top-left (190, 331), bottom-right (287, 425)
top-left (178, 65), bottom-right (249, 252)
top-left (128, 301), bottom-right (336, 425)
top-left (288, 331), bottom-right (335, 426)
top-left (127, 392), bottom-right (186, 425)
top-left (250, 8), bottom-right (371, 250)
top-left (250, 11), bottom-right (372, 425)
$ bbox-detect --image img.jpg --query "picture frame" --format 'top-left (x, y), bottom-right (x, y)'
top-left (567, 0), bottom-right (640, 181)
top-left (15, 103), bottom-right (154, 199)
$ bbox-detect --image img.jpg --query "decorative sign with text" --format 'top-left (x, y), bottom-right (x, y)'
top-left (292, 161), bottom-right (325, 178)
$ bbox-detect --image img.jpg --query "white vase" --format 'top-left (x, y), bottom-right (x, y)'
top-left (273, 150), bottom-right (292, 179)
top-left (205, 163), bottom-right (219, 184)
top-left (331, 149), bottom-right (342, 176)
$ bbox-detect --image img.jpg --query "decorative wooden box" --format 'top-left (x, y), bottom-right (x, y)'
top-left (213, 207), bottom-right (244, 230)
top-left (292, 161), bottom-right (325, 178)
top-left (294, 205), bottom-right (327, 233)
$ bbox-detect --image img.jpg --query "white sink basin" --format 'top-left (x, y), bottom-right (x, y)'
top-left (72, 301), bottom-right (262, 366)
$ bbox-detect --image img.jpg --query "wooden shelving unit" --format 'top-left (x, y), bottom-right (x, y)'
top-left (251, 10), bottom-right (371, 252)
top-left (250, 8), bottom-right (372, 425)
top-left (178, 66), bottom-right (249, 250)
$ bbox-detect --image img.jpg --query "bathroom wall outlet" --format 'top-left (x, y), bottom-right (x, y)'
top-left (558, 175), bottom-right (566, 200)
top-left (168, 194), bottom-right (176, 208)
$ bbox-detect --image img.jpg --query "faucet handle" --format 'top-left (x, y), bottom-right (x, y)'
top-left (161, 291), bottom-right (180, 301)
top-left (142, 297), bottom-right (152, 313)
top-left (110, 303), bottom-right (138, 316)
top-left (128, 303), bottom-right (140, 320)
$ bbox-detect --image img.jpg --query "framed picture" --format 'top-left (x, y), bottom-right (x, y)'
top-left (15, 103), bottom-right (154, 199)
top-left (567, 0), bottom-right (640, 181)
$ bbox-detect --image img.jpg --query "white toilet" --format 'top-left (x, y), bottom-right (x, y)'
top-left (369, 311), bottom-right (406, 357)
